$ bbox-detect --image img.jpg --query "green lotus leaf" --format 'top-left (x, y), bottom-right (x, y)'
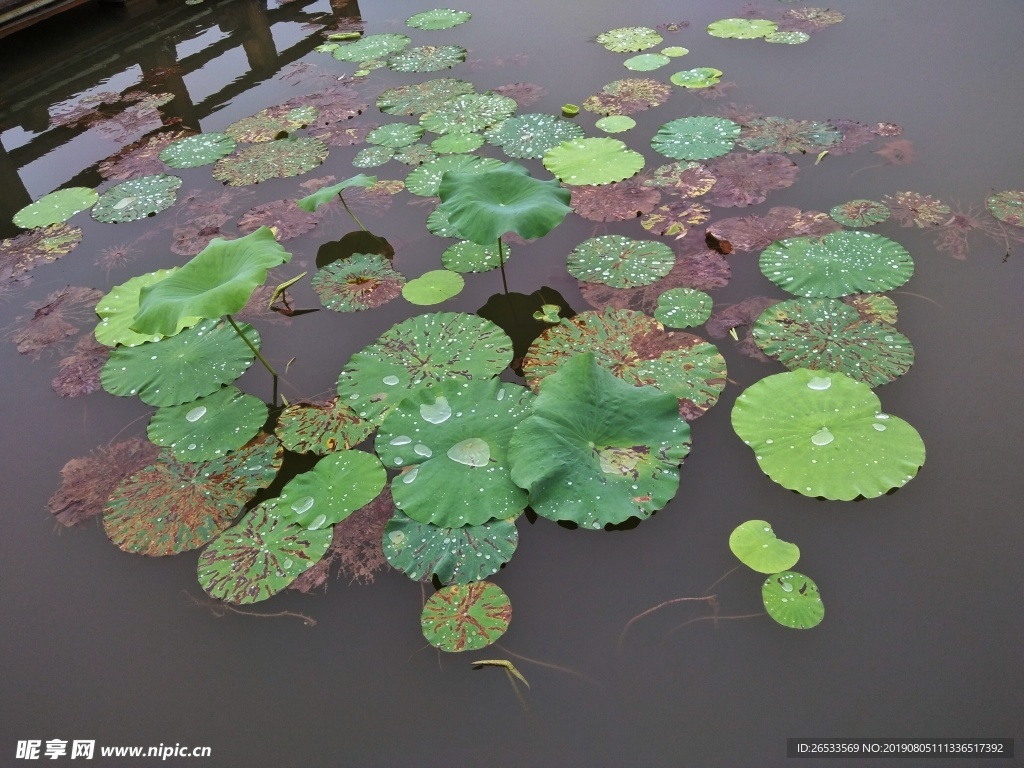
top-left (763, 571), bottom-right (824, 629)
top-left (765, 30), bottom-right (810, 44)
top-left (524, 308), bottom-right (726, 420)
top-left (101, 319), bottom-right (259, 406)
top-left (707, 18), bottom-right (778, 39)
top-left (596, 26), bottom-right (663, 52)
top-left (159, 133), bottom-right (236, 168)
top-left (405, 154), bottom-right (504, 197)
top-left (430, 131), bottom-right (485, 154)
top-left (845, 293), bottom-right (899, 325)
top-left (436, 162), bottom-right (572, 245)
top-left (332, 33), bottom-right (410, 62)
top-left (103, 432), bottom-right (283, 556)
top-left (421, 581), bottom-right (510, 652)
top-left (224, 105), bottom-right (317, 143)
top-left (729, 520), bottom-right (800, 574)
top-left (387, 44), bottom-right (467, 73)
top-left (566, 235), bottom-right (675, 288)
top-left (382, 510), bottom-right (518, 584)
top-left (198, 499), bottom-right (332, 604)
top-left (442, 239), bottom-right (511, 272)
top-left (13, 187), bottom-right (98, 228)
top-left (275, 450), bottom-right (386, 530)
top-left (211, 137), bottom-right (328, 186)
top-left (596, 115), bottom-right (636, 133)
top-left (760, 231), bottom-right (914, 298)
top-left (132, 226), bottom-right (291, 337)
top-left (623, 53), bottom-right (670, 72)
top-left (352, 146), bottom-right (395, 168)
top-left (731, 368), bottom-right (926, 500)
top-left (654, 287), bottom-right (713, 328)
top-left (738, 117), bottom-right (842, 155)
top-left (337, 312), bottom-right (513, 426)
top-left (393, 143), bottom-right (438, 166)
top-left (375, 378), bottom-right (533, 527)
top-left (377, 78), bottom-right (475, 116)
top-left (985, 190), bottom-right (1024, 227)
top-left (420, 93), bottom-right (517, 134)
top-left (94, 269), bottom-right (202, 347)
top-left (652, 117), bottom-right (739, 161)
top-left (542, 137), bottom-right (645, 186)
top-left (92, 174), bottom-right (182, 224)
top-left (752, 297), bottom-right (914, 386)
top-left (367, 123), bottom-right (425, 148)
top-left (311, 253), bottom-right (405, 312)
top-left (484, 113), bottom-right (584, 160)
top-left (275, 396), bottom-right (373, 454)
top-left (830, 199), bottom-right (890, 227)
top-left (426, 205), bottom-right (464, 238)
top-left (509, 352), bottom-right (690, 528)
top-left (296, 174), bottom-right (376, 212)
top-left (406, 8), bottom-right (471, 30)
top-left (661, 46), bottom-right (689, 57)
top-left (146, 385), bottom-right (268, 462)
top-left (669, 67), bottom-right (723, 88)
top-left (402, 269), bottom-right (464, 305)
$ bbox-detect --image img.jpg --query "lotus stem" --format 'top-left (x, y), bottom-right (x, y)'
top-left (225, 313), bottom-right (280, 383)
top-left (497, 238), bottom-right (509, 294)
top-left (339, 194), bottom-right (367, 232)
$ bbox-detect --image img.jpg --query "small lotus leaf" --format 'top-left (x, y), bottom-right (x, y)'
top-left (421, 581), bottom-right (511, 652)
top-left (147, 386), bottom-right (268, 462)
top-left (765, 30), bottom-right (810, 44)
top-left (669, 67), bottom-right (723, 88)
top-left (707, 18), bottom-right (778, 39)
top-left (275, 450), bottom-right (387, 530)
top-left (387, 45), bottom-right (467, 73)
top-left (882, 191), bottom-right (950, 228)
top-left (624, 53), bottom-right (670, 72)
top-left (406, 8), bottom-right (471, 30)
top-left (441, 241), bottom-right (509, 272)
top-left (419, 93), bottom-right (517, 134)
top-left (94, 269), bottom-right (202, 347)
top-left (596, 115), bottom-right (636, 133)
top-left (275, 396), bottom-right (373, 453)
top-left (377, 78), bottom-right (475, 116)
top-left (393, 143), bottom-right (438, 166)
top-left (159, 133), bottom-right (236, 168)
top-left (92, 174), bottom-right (182, 223)
top-left (405, 155), bottom-right (504, 197)
top-left (402, 269), bottom-right (464, 305)
top-left (729, 520), bottom-right (800, 573)
top-left (566, 235), bottom-right (675, 288)
top-left (654, 287), bottom-right (713, 328)
top-left (431, 131), bottom-right (484, 154)
top-left (484, 114), bottom-right (584, 159)
top-left (296, 174), bottom-right (376, 212)
top-left (312, 253), bottom-right (405, 312)
top-left (985, 190), bottom-right (1024, 227)
top-left (352, 146), bottom-right (395, 168)
top-left (596, 26), bottom-right (663, 52)
top-left (582, 78), bottom-right (672, 116)
top-left (367, 123), bottom-right (425, 148)
top-left (198, 500), bottom-right (332, 604)
top-left (762, 571), bottom-right (824, 629)
top-left (661, 46), bottom-right (689, 57)
top-left (211, 137), bottom-right (328, 186)
top-left (830, 200), bottom-right (890, 227)
top-left (332, 33), bottom-right (411, 62)
top-left (652, 117), bottom-right (739, 160)
top-left (731, 368), bottom-right (926, 500)
top-left (13, 187), bottom-right (98, 228)
top-left (543, 138), bottom-right (645, 186)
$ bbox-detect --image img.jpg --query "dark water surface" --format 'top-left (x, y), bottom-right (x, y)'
top-left (2, 1), bottom-right (1022, 766)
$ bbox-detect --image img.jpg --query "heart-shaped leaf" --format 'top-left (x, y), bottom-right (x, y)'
top-left (729, 520), bottom-right (800, 573)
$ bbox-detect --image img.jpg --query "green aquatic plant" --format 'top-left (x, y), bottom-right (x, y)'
top-left (651, 116), bottom-right (740, 161)
top-left (402, 269), bottom-right (465, 305)
top-left (405, 8), bottom-right (471, 30)
top-left (276, 450), bottom-right (387, 530)
top-left (274, 397), bottom-right (372, 454)
top-left (542, 137), bottom-right (645, 186)
top-left (421, 581), bottom-right (511, 652)
top-left (146, 385), bottom-right (268, 462)
top-left (728, 520), bottom-right (800, 574)
top-left (296, 173), bottom-right (377, 231)
top-left (13, 187), bottom-right (98, 229)
top-left (762, 571), bottom-right (824, 629)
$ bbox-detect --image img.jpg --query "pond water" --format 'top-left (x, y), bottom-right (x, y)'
top-left (2, 1), bottom-right (1022, 766)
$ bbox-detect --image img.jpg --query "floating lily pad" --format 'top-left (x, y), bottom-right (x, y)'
top-left (643, 161), bottom-right (716, 198)
top-left (738, 117), bottom-right (841, 155)
top-left (662, 46), bottom-right (689, 56)
top-left (224, 105), bottom-right (317, 142)
top-left (387, 45), bottom-right (467, 73)
top-left (484, 114), bottom-right (584, 159)
top-left (731, 368), bottom-right (926, 500)
top-left (406, 8), bottom-right (471, 30)
top-left (640, 200), bottom-right (711, 238)
top-left (509, 352), bottom-right (690, 528)
top-left (669, 67), bottom-right (723, 88)
top-left (13, 187), bottom-right (98, 228)
top-left (570, 178), bottom-right (661, 222)
top-left (276, 450), bottom-right (387, 530)
top-left (830, 200), bottom-right (890, 227)
top-left (729, 520), bottom-right (800, 574)
top-left (92, 174), bottom-right (181, 223)
top-left (707, 207), bottom-right (840, 252)
top-left (159, 133), bottom-right (236, 168)
top-left (705, 152), bottom-right (799, 207)
top-left (596, 115), bottom-right (636, 133)
top-left (236, 200), bottom-right (317, 240)
top-left (420, 93), bottom-right (517, 135)
top-left (393, 143), bottom-right (438, 166)
top-left (845, 293), bottom-right (899, 325)
top-left (752, 297), bottom-right (914, 386)
top-left (296, 174), bottom-right (376, 212)
top-left (707, 18), bottom-right (778, 39)
top-left (312, 253), bottom-right (405, 312)
top-left (212, 137), bottom-right (328, 186)
top-left (765, 30), bottom-right (810, 44)
top-left (763, 571), bottom-right (824, 629)
top-left (760, 231), bottom-right (914, 298)
top-left (0, 223), bottom-right (81, 279)
top-left (986, 190), bottom-right (1024, 227)
top-left (566, 235), bottom-right (675, 288)
top-left (352, 146), bottom-right (395, 168)
top-left (275, 396), bottom-right (373, 453)
top-left (367, 123), bottom-right (425, 148)
top-left (426, 205), bottom-right (464, 238)
top-left (377, 78), bottom-right (475, 116)
top-left (405, 154), bottom-right (504, 197)
top-left (382, 510), bottom-right (517, 584)
top-left (421, 581), bottom-right (511, 652)
top-left (198, 499), bottom-right (332, 604)
top-left (654, 288), bottom-right (713, 328)
top-left (338, 312), bottom-right (513, 426)
top-left (543, 137), bottom-right (645, 186)
top-left (100, 319), bottom-right (259, 406)
top-left (332, 33), bottom-right (411, 62)
top-left (596, 26), bottom-right (663, 52)
top-left (583, 78), bottom-right (673, 116)
top-left (441, 241), bottom-right (509, 272)
top-left (624, 53), bottom-right (670, 71)
top-left (147, 385), bottom-right (267, 462)
top-left (402, 269), bottom-right (464, 305)
top-left (431, 131), bottom-right (484, 154)
top-left (94, 269), bottom-right (202, 347)
top-left (652, 117), bottom-right (739, 161)
top-left (376, 378), bottom-right (533, 527)
top-left (103, 432), bottom-right (283, 556)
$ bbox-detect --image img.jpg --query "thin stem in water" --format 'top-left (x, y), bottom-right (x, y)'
top-left (497, 238), bottom-right (509, 295)
top-left (225, 314), bottom-right (279, 406)
top-left (339, 194), bottom-right (367, 232)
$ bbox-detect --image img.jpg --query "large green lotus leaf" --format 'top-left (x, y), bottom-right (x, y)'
top-left (651, 117), bottom-right (739, 161)
top-left (133, 226), bottom-right (291, 337)
top-left (159, 133), bottom-right (236, 168)
top-left (729, 520), bottom-right (800, 574)
top-left (92, 174), bottom-right (182, 223)
top-left (436, 162), bottom-right (572, 245)
top-left (763, 571), bottom-right (824, 629)
top-left (524, 308), bottom-right (727, 420)
top-left (707, 18), bottom-right (778, 39)
top-left (332, 33), bottom-right (410, 62)
top-left (654, 287), bottom-right (713, 328)
top-left (275, 396), bottom-right (373, 453)
top-left (311, 253), bottom-right (405, 312)
top-left (337, 312), bottom-right (513, 426)
top-left (375, 378), bottom-right (533, 527)
top-left (986, 190), bottom-right (1024, 227)
top-left (420, 93), bottom-right (517, 135)
top-left (146, 385), bottom-right (268, 462)
top-left (367, 123), bottom-right (425, 148)
top-left (484, 114), bottom-right (584, 160)
top-left (406, 8), bottom-right (471, 30)
top-left (100, 319), bottom-right (259, 406)
top-left (103, 432), bottom-right (283, 556)
top-left (421, 581), bottom-right (511, 652)
top-left (387, 45), bottom-right (467, 73)
top-left (211, 137), bottom-right (328, 186)
top-left (405, 155), bottom-right (504, 197)
top-left (566, 235), bottom-right (675, 288)
top-left (198, 499), bottom-right (332, 604)
top-left (596, 26), bottom-right (663, 52)
top-left (760, 231), bottom-right (914, 298)
top-left (295, 174), bottom-right (376, 213)
top-left (13, 187), bottom-right (98, 228)
top-left (402, 269), bottom-right (464, 305)
top-left (731, 368), bottom-right (926, 500)
top-left (275, 450), bottom-right (386, 530)
top-left (377, 78), bottom-right (475, 116)
top-left (752, 297), bottom-right (915, 386)
top-left (509, 352), bottom-right (690, 528)
top-left (95, 269), bottom-right (202, 347)
top-left (542, 137), bottom-right (645, 186)
top-left (382, 510), bottom-right (517, 584)
top-left (441, 241), bottom-right (509, 273)
top-left (669, 67), bottom-right (723, 88)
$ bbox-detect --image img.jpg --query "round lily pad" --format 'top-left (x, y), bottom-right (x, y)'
top-left (352, 145), bottom-right (395, 168)
top-left (332, 33), bottom-right (411, 63)
top-left (405, 154), bottom-right (504, 197)
top-left (212, 138), bottom-right (328, 186)
top-left (0, 223), bottom-right (81, 277)
top-left (431, 131), bottom-right (484, 154)
top-left (729, 520), bottom-right (800, 573)
top-left (738, 117), bottom-right (841, 155)
top-left (224, 105), bottom-right (317, 143)
top-left (421, 581), bottom-right (511, 652)
top-left (707, 18), bottom-right (778, 39)
top-left (367, 123), bottom-right (425, 148)
top-left (731, 368), bottom-right (926, 500)
top-left (652, 116), bottom-right (739, 161)
top-left (147, 385), bottom-right (268, 462)
top-left (643, 161), bottom-right (717, 197)
top-left (986, 190), bottom-right (1024, 227)
top-left (92, 174), bottom-right (182, 223)
top-left (765, 30), bottom-right (810, 44)
top-left (275, 396), bottom-right (373, 453)
top-left (402, 269), bottom-right (464, 305)
top-left (661, 46), bottom-right (689, 57)
top-left (387, 44), bottom-right (467, 73)
top-left (760, 231), bottom-right (915, 298)
top-left (624, 53), bottom-right (670, 71)
top-left (763, 571), bottom-right (824, 629)
top-left (393, 143), bottom-right (438, 166)
top-left (566, 235), bottom-right (675, 288)
top-left (484, 114), bottom-right (584, 159)
top-left (159, 133), bottom-right (236, 168)
top-left (830, 199), bottom-right (890, 227)
top-left (596, 115), bottom-right (636, 133)
top-left (441, 241), bottom-right (509, 272)
top-left (654, 287), bottom-right (713, 328)
top-left (94, 269), bottom-right (203, 347)
top-left (420, 93), bottom-right (517, 135)
top-left (377, 78), bottom-right (475, 116)
top-left (582, 78), bottom-right (672, 116)
top-left (542, 137), bottom-right (645, 186)
top-left (198, 499), bottom-right (332, 604)
top-left (596, 26), bottom-right (663, 52)
top-left (275, 450), bottom-right (386, 530)
top-left (311, 253), bottom-right (405, 312)
top-left (13, 187), bottom-right (98, 228)
top-left (406, 8), bottom-right (471, 30)
top-left (670, 67), bottom-right (723, 88)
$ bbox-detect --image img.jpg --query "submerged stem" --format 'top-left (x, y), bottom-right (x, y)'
top-left (339, 194), bottom-right (367, 232)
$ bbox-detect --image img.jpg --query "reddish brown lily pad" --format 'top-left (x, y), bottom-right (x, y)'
top-left (11, 286), bottom-right (103, 356)
top-left (237, 200), bottom-right (319, 240)
top-left (642, 161), bottom-right (716, 198)
top-left (99, 130), bottom-right (193, 180)
top-left (51, 332), bottom-right (109, 397)
top-left (882, 191), bottom-right (951, 227)
top-left (1, 223), bottom-right (82, 282)
top-left (170, 214), bottom-right (232, 257)
top-left (640, 200), bottom-right (711, 238)
top-left (706, 207), bottom-right (841, 252)
top-left (311, 253), bottom-right (405, 312)
top-left (491, 82), bottom-right (548, 107)
top-left (583, 78), bottom-right (672, 115)
top-left (569, 179), bottom-right (661, 222)
top-left (704, 152), bottom-right (799, 208)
